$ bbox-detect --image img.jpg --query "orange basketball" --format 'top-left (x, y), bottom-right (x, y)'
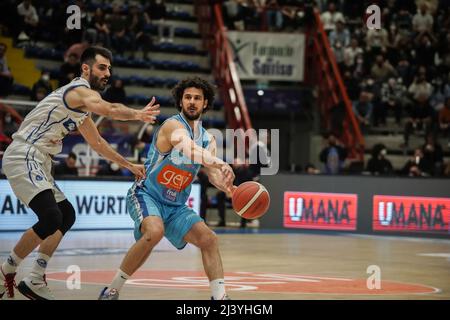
top-left (232, 181), bottom-right (270, 219)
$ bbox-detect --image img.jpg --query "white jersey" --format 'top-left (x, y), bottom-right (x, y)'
top-left (12, 77), bottom-right (91, 155)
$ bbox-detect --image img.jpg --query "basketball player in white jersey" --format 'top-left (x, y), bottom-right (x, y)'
top-left (0, 46), bottom-right (160, 300)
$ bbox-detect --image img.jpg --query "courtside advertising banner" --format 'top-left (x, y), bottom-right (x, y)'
top-left (373, 195), bottom-right (450, 234)
top-left (0, 179), bottom-right (200, 231)
top-left (284, 192), bottom-right (358, 230)
top-left (227, 31), bottom-right (305, 81)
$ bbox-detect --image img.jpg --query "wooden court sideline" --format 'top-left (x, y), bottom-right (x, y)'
top-left (0, 230), bottom-right (449, 300)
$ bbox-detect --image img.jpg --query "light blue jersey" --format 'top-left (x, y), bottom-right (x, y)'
top-left (126, 113), bottom-right (211, 249)
top-left (141, 113), bottom-right (210, 206)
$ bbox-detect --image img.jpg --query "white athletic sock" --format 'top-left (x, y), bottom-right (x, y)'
top-left (2, 251), bottom-right (23, 274)
top-left (110, 269), bottom-right (130, 292)
top-left (210, 278), bottom-right (226, 300)
top-left (30, 253), bottom-right (50, 278)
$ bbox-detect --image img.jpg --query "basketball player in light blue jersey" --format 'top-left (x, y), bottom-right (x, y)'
top-left (99, 77), bottom-right (236, 300)
top-left (0, 47), bottom-right (160, 300)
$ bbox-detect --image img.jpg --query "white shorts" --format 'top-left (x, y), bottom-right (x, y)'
top-left (2, 140), bottom-right (66, 206)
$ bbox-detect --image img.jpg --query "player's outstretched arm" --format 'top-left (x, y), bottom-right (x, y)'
top-left (203, 136), bottom-right (235, 197)
top-left (78, 116), bottom-right (146, 180)
top-left (65, 86), bottom-right (160, 122)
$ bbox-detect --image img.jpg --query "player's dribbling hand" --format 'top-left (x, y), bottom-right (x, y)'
top-left (226, 185), bottom-right (237, 198)
top-left (128, 164), bottom-right (146, 181)
top-left (220, 163), bottom-right (235, 190)
top-left (137, 97), bottom-right (160, 123)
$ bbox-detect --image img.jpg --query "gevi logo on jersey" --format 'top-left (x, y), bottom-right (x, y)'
top-left (157, 165), bottom-right (193, 192)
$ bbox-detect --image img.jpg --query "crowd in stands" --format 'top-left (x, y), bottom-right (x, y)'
top-left (324, 0), bottom-right (449, 177)
top-left (0, 0), bottom-right (198, 99)
top-left (222, 0), bottom-right (313, 32)
top-left (0, 0), bottom-right (175, 53)
top-left (222, 0), bottom-right (450, 177)
top-left (317, 130), bottom-right (450, 177)
top-left (0, 0), bottom-right (207, 160)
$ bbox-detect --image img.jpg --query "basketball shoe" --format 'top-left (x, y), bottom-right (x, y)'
top-left (17, 274), bottom-right (55, 300)
top-left (98, 287), bottom-right (119, 300)
top-left (0, 266), bottom-right (16, 299)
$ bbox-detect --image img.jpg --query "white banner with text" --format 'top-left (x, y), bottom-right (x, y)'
top-left (0, 179), bottom-right (200, 231)
top-left (227, 31), bottom-right (305, 81)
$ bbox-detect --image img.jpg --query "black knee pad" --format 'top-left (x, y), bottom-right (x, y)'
top-left (58, 200), bottom-right (76, 234)
top-left (29, 190), bottom-right (63, 240)
top-left (32, 207), bottom-right (63, 240)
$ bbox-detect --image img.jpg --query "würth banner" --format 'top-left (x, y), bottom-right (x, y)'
top-left (284, 192), bottom-right (358, 231)
top-left (373, 195), bottom-right (450, 234)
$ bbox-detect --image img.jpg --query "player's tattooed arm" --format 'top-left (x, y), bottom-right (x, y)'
top-left (65, 87), bottom-right (160, 122)
top-left (78, 116), bottom-right (146, 180)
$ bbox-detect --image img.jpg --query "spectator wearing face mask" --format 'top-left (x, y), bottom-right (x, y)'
top-left (353, 91), bottom-right (373, 133)
top-left (375, 77), bottom-right (406, 126)
top-left (366, 143), bottom-right (394, 175)
top-left (343, 38), bottom-right (363, 69)
top-left (31, 71), bottom-right (53, 101)
top-left (2, 112), bottom-right (19, 139)
top-left (319, 133), bottom-right (348, 174)
top-left (328, 18), bottom-right (350, 67)
top-left (352, 53), bottom-right (366, 81)
top-left (421, 133), bottom-right (444, 176)
top-left (401, 148), bottom-right (432, 177)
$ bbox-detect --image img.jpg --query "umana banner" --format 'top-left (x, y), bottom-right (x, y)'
top-left (227, 31), bottom-right (305, 81)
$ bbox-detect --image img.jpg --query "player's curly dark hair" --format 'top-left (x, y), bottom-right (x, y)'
top-left (171, 77), bottom-right (215, 113)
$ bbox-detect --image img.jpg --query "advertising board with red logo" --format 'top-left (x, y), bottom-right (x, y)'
top-left (284, 192), bottom-right (358, 230)
top-left (373, 195), bottom-right (450, 233)
top-left (157, 164), bottom-right (194, 192)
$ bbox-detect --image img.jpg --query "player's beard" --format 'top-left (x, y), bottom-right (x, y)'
top-left (182, 105), bottom-right (202, 121)
top-left (89, 73), bottom-right (109, 91)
